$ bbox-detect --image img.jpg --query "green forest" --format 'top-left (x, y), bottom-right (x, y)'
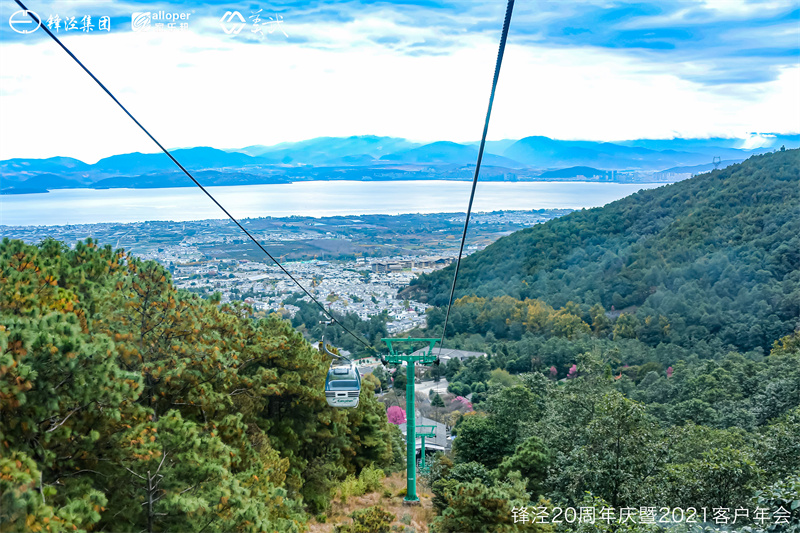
top-left (409, 149), bottom-right (800, 354)
top-left (0, 238), bottom-right (404, 532)
top-left (420, 306), bottom-right (799, 532)
top-left (2, 149), bottom-right (799, 532)
top-left (403, 151), bottom-right (800, 532)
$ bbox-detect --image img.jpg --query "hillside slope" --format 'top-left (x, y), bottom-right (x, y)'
top-left (409, 148), bottom-right (800, 352)
top-left (0, 238), bottom-right (402, 531)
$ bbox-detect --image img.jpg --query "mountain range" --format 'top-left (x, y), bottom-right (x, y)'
top-left (2, 134), bottom-right (797, 194)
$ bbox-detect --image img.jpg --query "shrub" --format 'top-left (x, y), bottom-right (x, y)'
top-left (448, 381), bottom-right (471, 397)
top-left (334, 505), bottom-right (395, 533)
top-left (338, 465), bottom-right (386, 503)
top-left (497, 436), bottom-right (549, 496)
top-left (752, 474), bottom-right (800, 530)
top-left (359, 464), bottom-right (385, 494)
top-left (339, 474), bottom-right (364, 504)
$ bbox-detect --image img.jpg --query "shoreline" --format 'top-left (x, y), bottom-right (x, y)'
top-left (0, 180), bottom-right (664, 227)
top-left (0, 176), bottom-right (678, 197)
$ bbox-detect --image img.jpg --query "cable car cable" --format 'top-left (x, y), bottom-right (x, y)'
top-left (14, 0), bottom-right (371, 350)
top-left (437, 0), bottom-right (515, 357)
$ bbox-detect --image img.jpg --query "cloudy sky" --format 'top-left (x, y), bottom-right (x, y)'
top-left (1, 0), bottom-right (798, 163)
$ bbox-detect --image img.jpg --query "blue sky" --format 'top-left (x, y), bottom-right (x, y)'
top-left (1, 0), bottom-right (798, 162)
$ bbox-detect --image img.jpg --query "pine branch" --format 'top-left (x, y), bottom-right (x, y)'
top-left (46, 406), bottom-right (81, 433)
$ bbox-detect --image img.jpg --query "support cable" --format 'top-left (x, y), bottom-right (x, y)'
top-left (16, 0), bottom-right (371, 349)
top-left (437, 0), bottom-right (515, 357)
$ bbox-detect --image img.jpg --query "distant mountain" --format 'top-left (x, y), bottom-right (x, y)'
top-left (91, 170), bottom-right (293, 189)
top-left (407, 149), bottom-right (800, 352)
top-left (465, 139), bottom-right (519, 155)
top-left (659, 160), bottom-right (744, 174)
top-left (94, 147), bottom-right (265, 174)
top-left (503, 136), bottom-right (710, 170)
top-left (0, 173), bottom-right (86, 195)
top-left (0, 156), bottom-right (89, 174)
top-left (18, 174), bottom-right (87, 189)
top-left (3, 135), bottom-right (798, 193)
top-left (380, 141), bottom-right (522, 167)
top-left (616, 134), bottom-right (800, 153)
top-left (0, 186), bottom-right (49, 195)
top-left (235, 135), bottom-right (419, 165)
top-left (539, 166), bottom-right (607, 179)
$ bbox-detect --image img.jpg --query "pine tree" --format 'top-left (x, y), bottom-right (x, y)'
top-left (1, 238), bottom-right (398, 529)
top-left (431, 392), bottom-right (445, 408)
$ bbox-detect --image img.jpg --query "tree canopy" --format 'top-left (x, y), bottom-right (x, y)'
top-left (411, 149), bottom-right (800, 353)
top-left (0, 238), bottom-right (398, 531)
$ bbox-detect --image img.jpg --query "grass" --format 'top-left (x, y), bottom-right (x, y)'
top-left (308, 472), bottom-right (435, 533)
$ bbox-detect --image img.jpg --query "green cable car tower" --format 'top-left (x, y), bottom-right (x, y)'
top-left (382, 337), bottom-right (440, 504)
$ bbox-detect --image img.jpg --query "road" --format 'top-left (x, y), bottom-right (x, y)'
top-left (415, 378), bottom-right (449, 397)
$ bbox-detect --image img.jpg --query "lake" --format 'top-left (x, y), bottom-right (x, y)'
top-left (0, 181), bottom-right (665, 227)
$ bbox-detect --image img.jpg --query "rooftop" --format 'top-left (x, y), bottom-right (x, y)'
top-left (410, 347), bottom-right (487, 361)
top-left (399, 416), bottom-right (450, 452)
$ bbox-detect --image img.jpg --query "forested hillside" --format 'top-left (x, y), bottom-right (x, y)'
top-left (0, 239), bottom-right (403, 532)
top-left (412, 280), bottom-right (800, 532)
top-left (425, 338), bottom-right (800, 532)
top-left (392, 148), bottom-right (800, 532)
top-left (409, 149), bottom-right (800, 353)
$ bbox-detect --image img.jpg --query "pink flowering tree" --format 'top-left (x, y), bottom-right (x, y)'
top-left (567, 364), bottom-right (577, 379)
top-left (452, 396), bottom-right (473, 411)
top-left (387, 406), bottom-right (406, 425)
top-left (666, 366), bottom-right (674, 378)
top-left (549, 366), bottom-right (558, 380)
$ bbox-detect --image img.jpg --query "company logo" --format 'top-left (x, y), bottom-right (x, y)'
top-left (220, 8), bottom-right (288, 40)
top-left (132, 11), bottom-right (191, 33)
top-left (249, 9), bottom-right (288, 38)
top-left (9, 10), bottom-right (41, 34)
top-left (219, 11), bottom-right (246, 34)
top-left (46, 14), bottom-right (112, 33)
top-left (131, 12), bottom-right (151, 32)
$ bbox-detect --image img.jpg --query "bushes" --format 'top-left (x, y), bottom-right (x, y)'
top-left (387, 424), bottom-right (407, 473)
top-left (360, 464), bottom-right (385, 493)
top-left (338, 465), bottom-right (386, 503)
top-left (339, 475), bottom-right (363, 504)
top-left (447, 381), bottom-right (471, 397)
top-left (497, 436), bottom-right (549, 497)
top-left (453, 413), bottom-right (516, 469)
top-left (334, 505), bottom-right (395, 533)
top-left (431, 472), bottom-right (552, 533)
top-left (752, 474), bottom-right (800, 531)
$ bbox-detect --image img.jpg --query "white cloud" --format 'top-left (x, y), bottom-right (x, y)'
top-left (700, 0), bottom-right (793, 17)
top-left (0, 11), bottom-right (797, 163)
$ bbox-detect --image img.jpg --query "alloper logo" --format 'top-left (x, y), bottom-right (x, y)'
top-left (131, 12), bottom-right (151, 32)
top-left (132, 11), bottom-right (191, 32)
top-left (150, 11), bottom-right (192, 21)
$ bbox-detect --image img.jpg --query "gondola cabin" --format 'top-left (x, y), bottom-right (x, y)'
top-left (324, 361), bottom-right (361, 408)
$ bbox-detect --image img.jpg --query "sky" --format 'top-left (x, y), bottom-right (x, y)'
top-left (0, 0), bottom-right (798, 163)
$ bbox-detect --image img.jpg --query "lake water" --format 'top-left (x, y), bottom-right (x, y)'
top-left (0, 181), bottom-right (665, 227)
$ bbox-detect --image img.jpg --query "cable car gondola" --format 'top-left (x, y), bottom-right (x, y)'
top-left (321, 337), bottom-right (361, 408)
